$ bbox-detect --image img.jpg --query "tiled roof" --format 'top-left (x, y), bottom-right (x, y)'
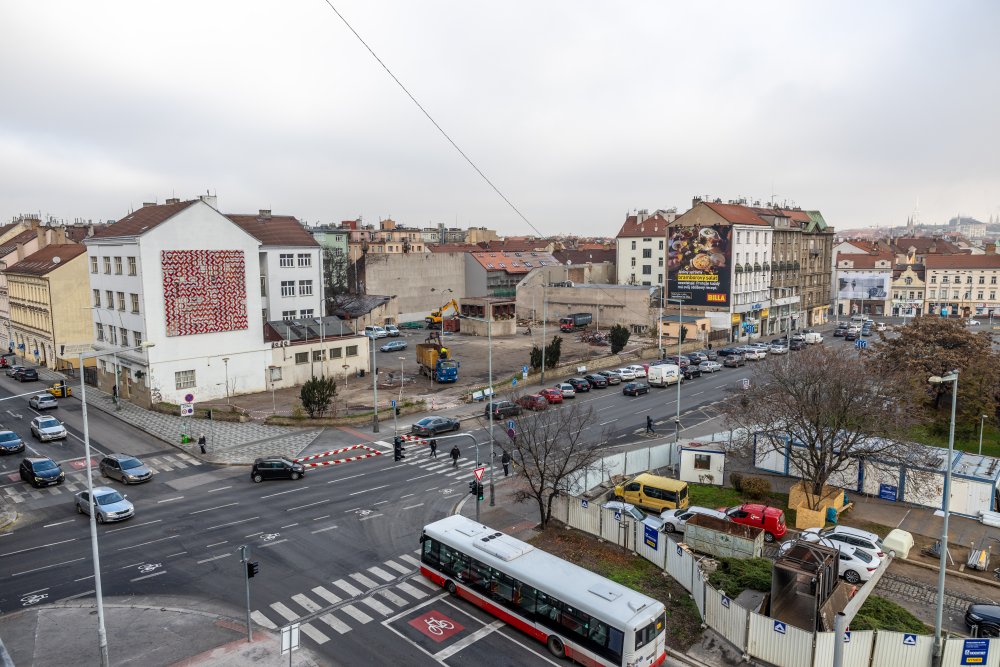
top-left (63, 225), bottom-right (96, 243)
top-left (615, 213), bottom-right (673, 238)
top-left (893, 264), bottom-right (925, 280)
top-left (700, 202), bottom-right (771, 226)
top-left (836, 252), bottom-right (895, 269)
top-left (6, 243), bottom-right (87, 276)
top-left (226, 214), bottom-right (319, 247)
top-left (478, 239), bottom-right (548, 252)
top-left (553, 249), bottom-right (615, 265)
top-left (840, 239), bottom-right (881, 253)
top-left (0, 229), bottom-right (40, 257)
top-left (924, 254), bottom-right (1000, 269)
top-left (470, 251), bottom-right (556, 274)
top-left (891, 237), bottom-right (962, 255)
top-left (92, 199), bottom-right (198, 238)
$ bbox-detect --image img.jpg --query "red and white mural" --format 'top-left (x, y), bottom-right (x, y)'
top-left (162, 250), bottom-right (248, 337)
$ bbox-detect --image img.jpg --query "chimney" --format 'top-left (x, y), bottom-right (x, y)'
top-left (259, 209), bottom-right (272, 219)
top-left (142, 201), bottom-right (157, 208)
top-left (930, 242), bottom-right (937, 254)
top-left (165, 197), bottom-right (180, 205)
top-left (987, 243), bottom-right (997, 255)
top-left (36, 226), bottom-right (47, 249)
top-left (54, 227), bottom-right (67, 245)
top-left (199, 194), bottom-right (218, 210)
top-left (16, 242), bottom-right (25, 261)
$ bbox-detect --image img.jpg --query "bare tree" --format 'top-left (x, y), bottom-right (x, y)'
top-left (722, 346), bottom-right (922, 509)
top-left (499, 399), bottom-right (603, 528)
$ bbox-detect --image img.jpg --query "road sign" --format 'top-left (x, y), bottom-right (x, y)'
top-left (180, 403), bottom-right (194, 417)
top-left (512, 378), bottom-right (517, 386)
top-left (855, 339), bottom-right (868, 350)
top-left (614, 511), bottom-right (622, 522)
top-left (643, 524), bottom-right (659, 549)
top-left (580, 499), bottom-right (589, 509)
top-left (473, 466), bottom-right (486, 482)
top-left (390, 399), bottom-right (396, 408)
top-left (741, 378), bottom-right (750, 390)
top-left (773, 621), bottom-right (786, 635)
top-left (280, 623), bottom-right (300, 656)
top-left (184, 393), bottom-right (195, 403)
top-left (61, 343), bottom-right (94, 355)
top-left (507, 420), bottom-right (515, 430)
top-left (902, 634), bottom-right (917, 646)
top-left (721, 596), bottom-right (731, 609)
top-left (522, 365), bottom-right (529, 375)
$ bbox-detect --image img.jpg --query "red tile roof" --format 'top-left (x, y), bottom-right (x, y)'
top-left (700, 202), bottom-right (771, 226)
top-left (92, 199), bottom-right (198, 238)
top-left (478, 239), bottom-right (548, 252)
top-left (924, 254), bottom-right (1000, 269)
top-left (891, 237), bottom-right (962, 255)
top-left (615, 212), bottom-right (673, 238)
top-left (836, 252), bottom-right (895, 269)
top-left (427, 243), bottom-right (482, 253)
top-left (553, 249), bottom-right (615, 265)
top-left (839, 239), bottom-right (882, 253)
top-left (7, 243), bottom-right (88, 276)
top-left (226, 214), bottom-right (318, 247)
top-left (0, 229), bottom-right (41, 256)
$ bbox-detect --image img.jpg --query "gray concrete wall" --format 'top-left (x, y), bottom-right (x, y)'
top-left (361, 252), bottom-right (466, 323)
top-left (517, 276), bottom-right (656, 331)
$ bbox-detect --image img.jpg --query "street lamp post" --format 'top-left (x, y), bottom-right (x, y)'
top-left (222, 357), bottom-right (230, 405)
top-left (980, 414), bottom-right (988, 456)
top-left (540, 285), bottom-right (547, 385)
top-left (395, 356), bottom-right (405, 436)
top-left (371, 336), bottom-right (379, 433)
top-left (928, 370), bottom-right (959, 667)
top-left (668, 298), bottom-right (684, 444)
top-left (460, 311), bottom-right (496, 506)
top-left (79, 342), bottom-right (154, 667)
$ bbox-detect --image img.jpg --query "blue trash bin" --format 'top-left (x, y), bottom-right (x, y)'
top-left (826, 506), bottom-right (838, 524)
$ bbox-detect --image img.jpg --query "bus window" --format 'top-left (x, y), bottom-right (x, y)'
top-left (559, 605), bottom-right (590, 639)
top-left (494, 572), bottom-right (516, 605)
top-left (422, 537), bottom-right (440, 567)
top-left (516, 583), bottom-right (537, 616)
top-left (608, 627), bottom-right (624, 659)
top-left (635, 617), bottom-right (660, 649)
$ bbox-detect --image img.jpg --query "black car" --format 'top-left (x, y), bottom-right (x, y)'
top-left (597, 370), bottom-right (622, 385)
top-left (251, 456), bottom-right (305, 483)
top-left (681, 366), bottom-right (702, 381)
top-left (19, 457), bottom-right (65, 487)
top-left (833, 326), bottom-right (848, 337)
top-left (486, 400), bottom-right (522, 420)
top-left (622, 381), bottom-right (650, 396)
top-left (966, 603), bottom-right (1000, 636)
top-left (566, 377), bottom-right (591, 393)
top-left (663, 355), bottom-right (690, 368)
top-left (14, 368), bottom-right (38, 382)
top-left (0, 430), bottom-right (25, 454)
top-left (789, 339), bottom-right (806, 350)
top-left (584, 374), bottom-right (608, 389)
top-left (411, 416), bottom-right (461, 436)
top-left (844, 330), bottom-right (859, 341)
top-left (686, 352), bottom-right (708, 364)
top-left (716, 347), bottom-right (742, 357)
top-left (722, 354), bottom-right (746, 368)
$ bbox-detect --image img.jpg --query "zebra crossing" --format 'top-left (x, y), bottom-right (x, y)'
top-left (372, 440), bottom-right (495, 483)
top-left (251, 552), bottom-right (439, 644)
top-left (0, 452), bottom-right (204, 503)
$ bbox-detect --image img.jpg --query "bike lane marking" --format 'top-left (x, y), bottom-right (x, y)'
top-left (407, 609), bottom-right (464, 642)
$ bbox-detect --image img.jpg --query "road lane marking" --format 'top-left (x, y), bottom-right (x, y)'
top-left (359, 513), bottom-right (383, 522)
top-left (270, 601), bottom-right (300, 622)
top-left (157, 496), bottom-right (184, 504)
top-left (166, 552), bottom-right (187, 558)
top-left (350, 573), bottom-right (379, 589)
top-left (311, 525), bottom-right (338, 534)
top-left (311, 515), bottom-right (330, 521)
top-left (285, 499), bottom-right (331, 512)
top-left (399, 554), bottom-right (421, 567)
top-left (339, 604), bottom-right (372, 624)
top-left (396, 581), bottom-right (426, 599)
top-left (131, 570), bottom-right (166, 582)
top-left (251, 610), bottom-right (277, 629)
top-left (373, 500), bottom-right (389, 505)
top-left (384, 560), bottom-right (412, 575)
top-left (42, 520), bottom-right (73, 528)
top-left (319, 613), bottom-right (350, 634)
top-left (311, 586), bottom-right (343, 606)
top-left (348, 483), bottom-right (389, 496)
top-left (399, 493), bottom-right (414, 498)
top-left (325, 472), bottom-right (369, 485)
top-left (0, 538), bottom-right (77, 558)
top-left (359, 597), bottom-right (393, 616)
top-left (13, 557), bottom-right (86, 576)
top-left (331, 579), bottom-right (363, 597)
top-left (433, 619), bottom-right (504, 660)
top-left (23, 587), bottom-right (49, 595)
top-left (189, 503), bottom-right (238, 515)
top-left (116, 535), bottom-right (179, 551)
top-left (120, 561), bottom-right (146, 569)
top-left (207, 486), bottom-right (232, 493)
top-left (402, 503), bottom-right (424, 510)
top-left (205, 541), bottom-right (228, 548)
top-left (367, 566), bottom-right (394, 582)
top-left (259, 486), bottom-right (310, 500)
top-left (74, 575), bottom-right (95, 582)
top-left (376, 589), bottom-right (409, 607)
top-left (106, 519), bottom-right (162, 534)
top-left (292, 593), bottom-right (323, 613)
top-left (280, 523), bottom-right (299, 529)
top-left (259, 539), bottom-right (288, 548)
top-left (197, 554), bottom-right (231, 564)
top-left (205, 516), bottom-right (260, 531)
top-left (244, 532), bottom-right (264, 538)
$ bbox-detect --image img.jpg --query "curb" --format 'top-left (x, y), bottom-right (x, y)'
top-left (895, 556), bottom-right (1000, 590)
top-left (0, 508), bottom-right (17, 532)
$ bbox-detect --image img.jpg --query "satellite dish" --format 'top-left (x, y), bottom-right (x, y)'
top-left (52, 257), bottom-right (61, 264)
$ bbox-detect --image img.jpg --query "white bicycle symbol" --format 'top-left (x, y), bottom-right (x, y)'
top-left (424, 617), bottom-right (455, 636)
top-left (138, 563), bottom-right (162, 574)
top-left (261, 533), bottom-right (280, 542)
top-left (356, 509), bottom-right (372, 517)
top-left (440, 488), bottom-right (455, 496)
top-left (21, 593), bottom-right (48, 606)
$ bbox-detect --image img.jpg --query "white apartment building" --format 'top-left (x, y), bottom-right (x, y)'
top-left (614, 209), bottom-right (676, 287)
top-left (85, 196), bottom-right (269, 406)
top-left (730, 224), bottom-right (773, 340)
top-left (227, 211), bottom-right (322, 322)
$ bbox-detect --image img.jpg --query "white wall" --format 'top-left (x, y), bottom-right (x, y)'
top-left (268, 336), bottom-right (371, 388)
top-left (261, 246), bottom-right (323, 321)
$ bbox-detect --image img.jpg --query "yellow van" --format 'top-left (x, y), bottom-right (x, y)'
top-left (613, 473), bottom-right (689, 512)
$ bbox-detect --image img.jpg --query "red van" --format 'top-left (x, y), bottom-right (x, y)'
top-left (720, 503), bottom-right (787, 542)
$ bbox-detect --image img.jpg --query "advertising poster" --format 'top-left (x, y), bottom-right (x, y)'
top-left (837, 272), bottom-right (889, 300)
top-left (667, 225), bottom-right (731, 307)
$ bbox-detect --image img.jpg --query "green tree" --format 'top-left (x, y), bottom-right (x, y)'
top-left (609, 324), bottom-right (630, 354)
top-left (300, 375), bottom-right (338, 418)
top-left (529, 345), bottom-right (543, 371)
top-left (544, 336), bottom-right (562, 369)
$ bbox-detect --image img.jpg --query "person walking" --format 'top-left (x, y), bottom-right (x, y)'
top-left (429, 439), bottom-right (438, 458)
top-left (197, 433), bottom-right (207, 454)
top-left (501, 450), bottom-right (511, 477)
top-left (646, 416), bottom-right (655, 434)
top-left (450, 444), bottom-right (461, 468)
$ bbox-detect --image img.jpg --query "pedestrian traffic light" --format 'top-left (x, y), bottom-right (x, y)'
top-left (246, 560), bottom-right (260, 578)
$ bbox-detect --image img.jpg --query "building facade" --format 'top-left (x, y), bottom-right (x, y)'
top-left (614, 210), bottom-right (674, 287)
top-left (834, 252), bottom-right (894, 317)
top-left (891, 264), bottom-right (925, 318)
top-left (924, 253), bottom-right (1000, 319)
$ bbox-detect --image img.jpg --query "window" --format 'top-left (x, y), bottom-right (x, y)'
top-left (108, 326), bottom-right (118, 345)
top-left (116, 292), bottom-right (125, 311)
top-left (658, 240), bottom-right (664, 250)
top-left (99, 360), bottom-right (107, 373)
top-left (297, 253), bottom-right (312, 267)
top-left (300, 309), bottom-right (314, 318)
top-left (330, 347), bottom-right (343, 359)
top-left (282, 310), bottom-right (296, 321)
top-left (658, 257), bottom-right (663, 267)
top-left (991, 292), bottom-right (996, 300)
top-left (133, 331), bottom-right (142, 347)
top-left (90, 257), bottom-right (98, 274)
top-left (105, 290), bottom-right (114, 309)
top-left (103, 257), bottom-right (111, 274)
top-left (642, 249), bottom-right (652, 259)
top-left (280, 254), bottom-right (294, 267)
top-left (980, 276), bottom-right (986, 284)
top-left (127, 257), bottom-right (137, 276)
top-left (93, 289), bottom-right (101, 308)
top-left (313, 350), bottom-right (325, 362)
top-left (978, 291), bottom-right (984, 299)
top-left (631, 258), bottom-right (636, 267)
top-left (992, 276), bottom-right (997, 285)
top-left (630, 240), bottom-right (636, 250)
top-left (280, 281), bottom-right (295, 297)
top-left (904, 277), bottom-right (913, 285)
top-left (346, 345), bottom-right (358, 357)
top-left (942, 276), bottom-right (949, 284)
top-left (120, 329), bottom-right (129, 347)
top-left (694, 454), bottom-right (711, 470)
top-left (930, 276), bottom-right (936, 283)
top-left (175, 370), bottom-right (196, 390)
top-left (260, 276), bottom-right (266, 297)
top-left (114, 257), bottom-right (123, 274)
top-left (642, 265), bottom-right (652, 275)
top-left (130, 293), bottom-right (139, 313)
top-left (95, 324), bottom-right (105, 341)
top-left (298, 280), bottom-right (313, 296)
top-left (967, 276), bottom-right (973, 284)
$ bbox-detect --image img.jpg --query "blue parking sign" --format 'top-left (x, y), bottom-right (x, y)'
top-left (773, 621), bottom-right (786, 635)
top-left (962, 638), bottom-right (989, 665)
top-left (643, 524), bottom-right (659, 549)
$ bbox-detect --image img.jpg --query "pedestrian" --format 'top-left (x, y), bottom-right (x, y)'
top-left (501, 450), bottom-right (511, 477)
top-left (646, 416), bottom-right (655, 434)
top-left (429, 439), bottom-right (438, 458)
top-left (198, 433), bottom-right (207, 454)
top-left (450, 444), bottom-right (461, 468)
top-left (708, 342), bottom-right (713, 351)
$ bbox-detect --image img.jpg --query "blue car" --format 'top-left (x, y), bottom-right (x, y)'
top-left (380, 340), bottom-right (407, 352)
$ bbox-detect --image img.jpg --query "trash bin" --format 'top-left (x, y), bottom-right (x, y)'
top-left (826, 507), bottom-right (838, 524)
top-left (883, 529), bottom-right (914, 559)
top-left (180, 434), bottom-right (190, 444)
top-left (358, 369), bottom-right (365, 377)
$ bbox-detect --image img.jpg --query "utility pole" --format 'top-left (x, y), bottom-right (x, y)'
top-left (371, 336), bottom-right (379, 432)
top-left (540, 284), bottom-right (547, 385)
top-left (240, 545), bottom-right (253, 643)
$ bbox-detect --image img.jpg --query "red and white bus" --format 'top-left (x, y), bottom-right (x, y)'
top-left (419, 515), bottom-right (667, 667)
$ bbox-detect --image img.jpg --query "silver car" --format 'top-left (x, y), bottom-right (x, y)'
top-left (29, 394), bottom-right (58, 410)
top-left (699, 360), bottom-right (722, 373)
top-left (75, 486), bottom-right (134, 523)
top-left (30, 415), bottom-right (67, 441)
top-left (659, 506), bottom-right (730, 533)
top-left (99, 454), bottom-right (153, 484)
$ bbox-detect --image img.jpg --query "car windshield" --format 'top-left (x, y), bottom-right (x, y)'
top-left (96, 491), bottom-right (125, 505)
top-left (0, 432), bottom-right (18, 442)
top-left (34, 460), bottom-right (58, 471)
top-left (38, 418), bottom-right (60, 428)
top-left (852, 549), bottom-right (873, 563)
top-left (120, 458), bottom-right (143, 470)
top-left (416, 418), bottom-right (434, 426)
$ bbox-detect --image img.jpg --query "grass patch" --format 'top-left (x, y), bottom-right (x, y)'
top-left (530, 528), bottom-right (703, 651)
top-left (849, 595), bottom-right (931, 634)
top-left (908, 423), bottom-right (1000, 458)
top-left (707, 557), bottom-right (773, 598)
top-left (688, 483), bottom-right (790, 512)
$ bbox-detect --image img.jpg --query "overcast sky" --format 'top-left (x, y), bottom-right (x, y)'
top-left (2, 2), bottom-right (998, 236)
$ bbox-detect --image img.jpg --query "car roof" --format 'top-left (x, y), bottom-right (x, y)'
top-left (24, 457), bottom-right (54, 464)
top-left (88, 485), bottom-right (117, 494)
top-left (106, 453), bottom-right (140, 461)
top-left (822, 525), bottom-right (880, 541)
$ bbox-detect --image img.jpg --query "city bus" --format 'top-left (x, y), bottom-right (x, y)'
top-left (419, 515), bottom-right (667, 667)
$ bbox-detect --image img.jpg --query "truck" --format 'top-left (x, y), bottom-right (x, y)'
top-left (559, 312), bottom-right (593, 332)
top-left (415, 342), bottom-right (460, 383)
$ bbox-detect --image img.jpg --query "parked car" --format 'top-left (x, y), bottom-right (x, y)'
top-left (363, 325), bottom-right (388, 338)
top-left (699, 360), bottom-right (722, 373)
top-left (663, 355), bottom-right (690, 368)
top-left (250, 456), bottom-right (306, 483)
top-left (768, 343), bottom-right (788, 355)
top-left (597, 370), bottom-right (622, 385)
top-left (411, 416), bottom-right (461, 436)
top-left (602, 501), bottom-right (663, 532)
top-left (966, 603), bottom-right (1000, 637)
top-left (722, 354), bottom-right (746, 368)
top-left (681, 366), bottom-right (702, 381)
top-left (700, 349), bottom-right (719, 361)
top-left (19, 457), bottom-right (65, 487)
top-left (622, 381), bottom-right (650, 396)
top-left (5, 365), bottom-right (24, 378)
top-left (28, 394), bottom-right (58, 410)
top-left (76, 486), bottom-right (135, 523)
top-left (555, 382), bottom-right (576, 398)
top-left (968, 319), bottom-right (982, 327)
top-left (844, 330), bottom-right (859, 341)
top-left (778, 538), bottom-right (880, 584)
top-left (584, 373), bottom-right (608, 389)
top-left (625, 365), bottom-right (647, 378)
top-left (833, 325), bottom-right (848, 337)
top-left (516, 394), bottom-right (548, 411)
top-left (30, 415), bottom-right (67, 441)
top-left (486, 400), bottom-right (522, 420)
top-left (47, 382), bottom-right (72, 397)
top-left (539, 388), bottom-right (564, 404)
top-left (740, 347), bottom-right (766, 361)
top-left (614, 368), bottom-right (636, 381)
top-left (659, 506), bottom-right (730, 533)
top-left (0, 430), bottom-right (25, 454)
top-left (686, 352), bottom-right (708, 364)
top-left (384, 324), bottom-right (401, 337)
top-left (721, 503), bottom-right (787, 542)
top-left (801, 525), bottom-right (886, 559)
top-left (99, 454), bottom-right (153, 484)
top-left (875, 322), bottom-right (887, 332)
top-left (14, 368), bottom-right (38, 382)
top-left (379, 340), bottom-right (407, 352)
top-left (566, 377), bottom-right (591, 393)
top-left (789, 339), bottom-right (806, 351)
top-left (715, 347), bottom-right (742, 357)
top-left (804, 332), bottom-right (824, 344)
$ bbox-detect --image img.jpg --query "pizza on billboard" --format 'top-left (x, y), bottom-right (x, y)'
top-left (667, 225), bottom-right (731, 306)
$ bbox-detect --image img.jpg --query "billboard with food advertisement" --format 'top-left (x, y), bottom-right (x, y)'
top-left (837, 272), bottom-right (889, 299)
top-left (667, 225), bottom-right (731, 307)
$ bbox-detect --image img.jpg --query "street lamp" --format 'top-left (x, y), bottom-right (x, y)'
top-left (79, 341), bottom-right (155, 667)
top-left (222, 357), bottom-right (230, 405)
top-left (667, 297), bottom-right (685, 444)
top-left (395, 356), bottom-right (405, 436)
top-left (928, 370), bottom-right (959, 666)
top-left (371, 335), bottom-right (379, 433)
top-left (980, 414), bottom-right (988, 456)
top-left (460, 311), bottom-right (496, 506)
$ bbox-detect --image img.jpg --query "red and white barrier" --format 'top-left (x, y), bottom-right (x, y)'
top-left (399, 434), bottom-right (431, 445)
top-left (293, 444), bottom-right (383, 467)
top-left (295, 445), bottom-right (367, 462)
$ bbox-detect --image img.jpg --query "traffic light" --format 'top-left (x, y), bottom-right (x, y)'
top-left (393, 436), bottom-right (405, 461)
top-left (246, 560), bottom-right (260, 578)
top-left (468, 481), bottom-right (477, 496)
top-left (476, 482), bottom-right (484, 501)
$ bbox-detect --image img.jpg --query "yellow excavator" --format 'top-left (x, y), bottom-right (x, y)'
top-left (425, 298), bottom-right (460, 328)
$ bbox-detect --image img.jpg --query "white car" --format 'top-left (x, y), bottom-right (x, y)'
top-left (603, 501), bottom-right (663, 532)
top-left (741, 347), bottom-right (766, 360)
top-left (659, 506), bottom-right (729, 533)
top-left (555, 383), bottom-right (576, 398)
top-left (699, 360), bottom-right (722, 373)
top-left (31, 415), bottom-right (67, 441)
top-left (875, 322), bottom-right (887, 332)
top-left (768, 344), bottom-right (788, 355)
top-left (968, 319), bottom-right (982, 327)
top-left (616, 368), bottom-right (636, 381)
top-left (801, 525), bottom-right (886, 560)
top-left (625, 365), bottom-right (647, 378)
top-left (29, 394), bottom-right (59, 410)
top-left (780, 538), bottom-right (881, 584)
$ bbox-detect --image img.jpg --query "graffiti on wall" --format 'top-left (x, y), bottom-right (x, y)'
top-left (162, 250), bottom-right (248, 337)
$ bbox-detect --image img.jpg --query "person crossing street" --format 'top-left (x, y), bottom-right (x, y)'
top-left (429, 439), bottom-right (438, 458)
top-left (646, 416), bottom-right (655, 434)
top-left (450, 444), bottom-right (461, 468)
top-left (501, 450), bottom-right (511, 477)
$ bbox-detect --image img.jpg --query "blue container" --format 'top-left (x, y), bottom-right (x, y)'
top-left (826, 507), bottom-right (838, 524)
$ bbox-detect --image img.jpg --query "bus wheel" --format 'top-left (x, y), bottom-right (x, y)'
top-left (445, 580), bottom-right (457, 596)
top-left (547, 636), bottom-right (564, 658)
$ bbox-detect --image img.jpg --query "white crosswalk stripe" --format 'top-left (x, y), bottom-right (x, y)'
top-left (384, 559), bottom-right (412, 575)
top-left (359, 597), bottom-right (393, 616)
top-left (367, 566), bottom-right (394, 582)
top-left (412, 575), bottom-right (439, 591)
top-left (251, 610), bottom-right (277, 629)
top-left (396, 581), bottom-right (428, 600)
top-left (349, 573), bottom-right (379, 589)
top-left (291, 593), bottom-right (323, 614)
top-left (270, 601), bottom-right (300, 622)
top-left (311, 586), bottom-right (342, 605)
top-left (299, 623), bottom-right (330, 645)
top-left (331, 579), bottom-right (363, 598)
top-left (376, 588), bottom-right (409, 607)
top-left (340, 604), bottom-right (373, 624)
top-left (319, 613), bottom-right (350, 635)
top-left (398, 553), bottom-right (421, 567)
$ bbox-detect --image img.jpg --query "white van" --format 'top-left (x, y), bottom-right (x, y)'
top-left (647, 364), bottom-right (681, 387)
top-left (364, 325), bottom-right (388, 339)
top-left (804, 332), bottom-right (824, 344)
